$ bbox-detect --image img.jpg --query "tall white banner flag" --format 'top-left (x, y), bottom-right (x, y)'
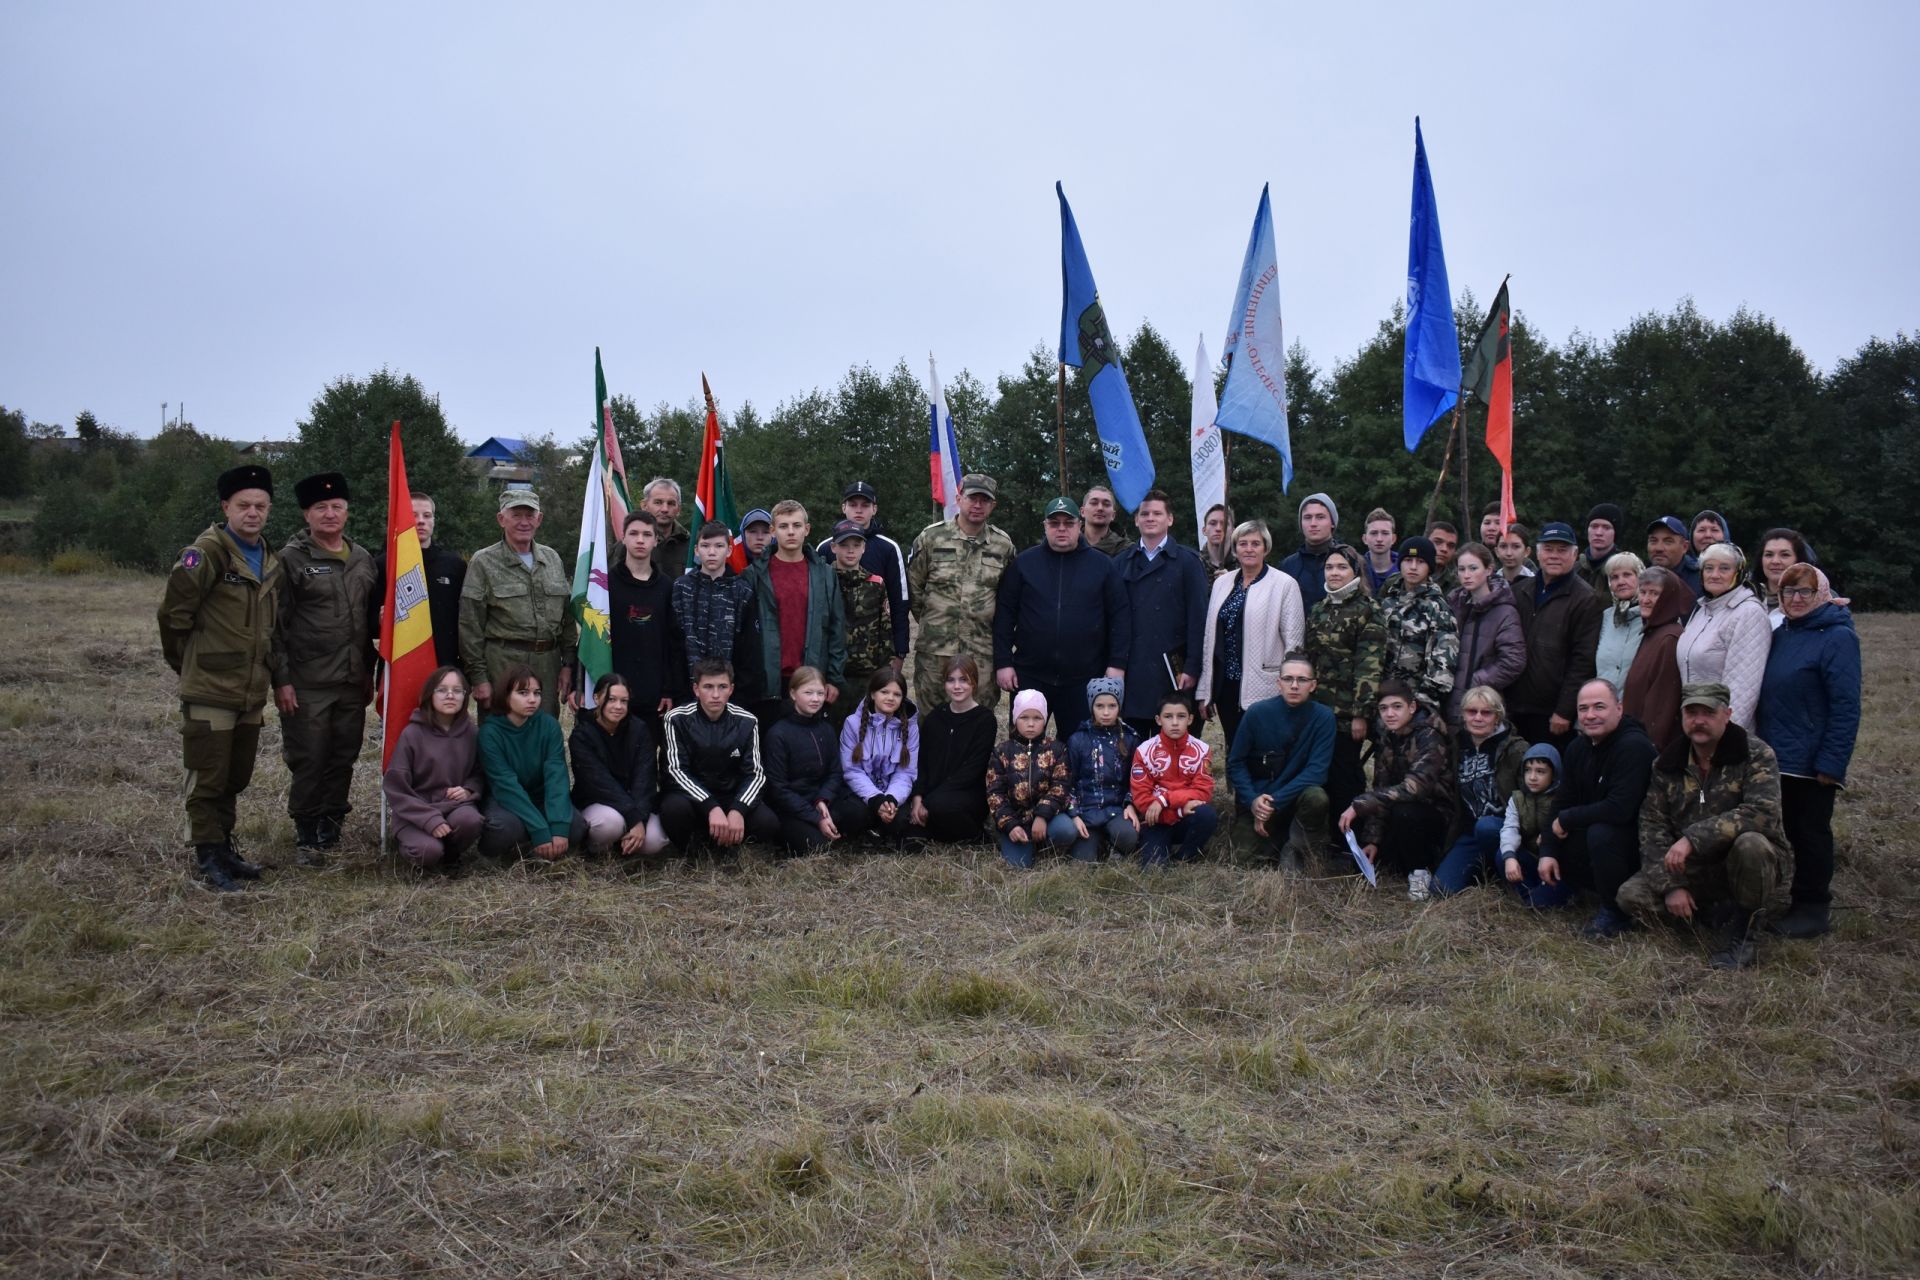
top-left (1189, 333), bottom-right (1225, 536)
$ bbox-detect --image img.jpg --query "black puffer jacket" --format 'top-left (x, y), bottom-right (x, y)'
top-left (568, 713), bottom-right (657, 828)
top-left (763, 709), bottom-right (845, 821)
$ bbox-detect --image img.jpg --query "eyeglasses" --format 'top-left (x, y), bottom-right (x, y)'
top-left (1278, 676), bottom-right (1314, 686)
top-left (1463, 707), bottom-right (1497, 716)
top-left (1779, 587), bottom-right (1817, 600)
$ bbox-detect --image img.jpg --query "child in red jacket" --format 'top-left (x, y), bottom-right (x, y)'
top-left (1130, 692), bottom-right (1219, 866)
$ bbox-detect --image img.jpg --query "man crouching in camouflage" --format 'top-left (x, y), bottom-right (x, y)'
top-left (157, 466), bottom-right (282, 891)
top-left (1617, 682), bottom-right (1793, 969)
top-left (906, 473), bottom-right (1014, 712)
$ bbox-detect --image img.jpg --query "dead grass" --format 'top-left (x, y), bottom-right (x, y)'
top-left (0, 575), bottom-right (1916, 1276)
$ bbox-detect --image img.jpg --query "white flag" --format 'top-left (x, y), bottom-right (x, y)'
top-left (928, 354), bottom-right (963, 520)
top-left (1189, 333), bottom-right (1225, 536)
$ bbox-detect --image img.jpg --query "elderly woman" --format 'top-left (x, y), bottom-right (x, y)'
top-left (1593, 551), bottom-right (1647, 692)
top-left (1445, 541), bottom-right (1525, 725)
top-left (1306, 543), bottom-right (1384, 836)
top-left (1691, 509), bottom-right (1730, 555)
top-left (1198, 518), bottom-right (1305, 753)
top-left (1758, 528), bottom-right (1813, 627)
top-left (1200, 503), bottom-right (1235, 580)
top-left (1675, 542), bottom-right (1772, 729)
top-left (1622, 565), bottom-right (1694, 754)
top-left (1757, 565), bottom-right (1861, 939)
top-left (1434, 685), bottom-right (1529, 895)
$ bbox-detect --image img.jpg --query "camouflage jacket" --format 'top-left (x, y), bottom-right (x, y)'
top-left (836, 563), bottom-right (893, 677)
top-left (1306, 587), bottom-right (1385, 722)
top-left (157, 524), bottom-right (283, 712)
top-left (907, 518), bottom-right (1016, 657)
top-left (985, 732), bottom-right (1070, 831)
top-left (271, 528), bottom-right (377, 689)
top-left (1633, 723), bottom-right (1791, 904)
top-left (1377, 574), bottom-right (1460, 715)
top-left (1353, 707), bottom-right (1455, 846)
top-left (458, 539), bottom-right (577, 675)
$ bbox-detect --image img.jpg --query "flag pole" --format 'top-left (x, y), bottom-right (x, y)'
top-left (378, 659), bottom-right (390, 853)
top-left (1423, 390), bottom-right (1468, 530)
top-left (1056, 361), bottom-right (1068, 493)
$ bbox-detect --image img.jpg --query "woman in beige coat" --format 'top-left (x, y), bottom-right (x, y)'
top-left (1197, 519), bottom-right (1306, 753)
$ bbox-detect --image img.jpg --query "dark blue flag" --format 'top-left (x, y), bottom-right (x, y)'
top-left (1057, 182), bottom-right (1155, 511)
top-left (1403, 118), bottom-right (1461, 450)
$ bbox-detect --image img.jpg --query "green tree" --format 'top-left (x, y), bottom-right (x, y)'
top-left (0, 406), bottom-right (29, 499)
top-left (278, 369), bottom-right (489, 555)
top-left (1820, 332), bottom-right (1919, 605)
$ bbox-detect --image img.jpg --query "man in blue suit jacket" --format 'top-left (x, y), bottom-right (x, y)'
top-left (1111, 488), bottom-right (1210, 739)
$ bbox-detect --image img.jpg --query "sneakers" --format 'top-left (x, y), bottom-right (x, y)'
top-left (1582, 905), bottom-right (1632, 939)
top-left (1771, 902), bottom-right (1831, 939)
top-left (1407, 869), bottom-right (1432, 902)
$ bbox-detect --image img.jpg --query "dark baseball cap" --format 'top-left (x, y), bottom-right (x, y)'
top-left (1042, 497), bottom-right (1080, 520)
top-left (1647, 515), bottom-right (1688, 539)
top-left (1538, 521), bottom-right (1578, 545)
top-left (830, 519), bottom-right (866, 544)
top-left (842, 480), bottom-right (878, 502)
top-left (739, 507), bottom-right (772, 531)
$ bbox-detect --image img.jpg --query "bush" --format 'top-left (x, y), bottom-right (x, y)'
top-left (49, 548), bottom-right (115, 576)
top-left (0, 554), bottom-right (34, 575)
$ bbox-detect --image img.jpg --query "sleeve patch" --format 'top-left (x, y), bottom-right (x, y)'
top-left (179, 548), bottom-right (202, 570)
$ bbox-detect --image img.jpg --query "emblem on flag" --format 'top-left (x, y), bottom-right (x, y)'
top-left (392, 565), bottom-right (428, 622)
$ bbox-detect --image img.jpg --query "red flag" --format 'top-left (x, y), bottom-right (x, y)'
top-left (379, 421), bottom-right (439, 768)
top-left (693, 375), bottom-right (747, 572)
top-left (1463, 280), bottom-right (1515, 528)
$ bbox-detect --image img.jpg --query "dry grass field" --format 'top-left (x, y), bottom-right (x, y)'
top-left (1, 572), bottom-right (1916, 1277)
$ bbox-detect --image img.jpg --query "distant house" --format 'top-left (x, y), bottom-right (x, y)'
top-left (237, 440), bottom-right (294, 460)
top-left (467, 437), bottom-right (534, 484)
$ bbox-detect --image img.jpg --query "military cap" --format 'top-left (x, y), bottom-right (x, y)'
top-left (1537, 521), bottom-right (1579, 545)
top-left (1680, 682), bottom-right (1732, 710)
top-left (1042, 497), bottom-right (1079, 520)
top-left (959, 473), bottom-right (996, 498)
top-left (830, 519), bottom-right (867, 544)
top-left (217, 465), bottom-right (273, 501)
top-left (499, 487), bottom-right (541, 512)
top-left (739, 507), bottom-right (773, 531)
top-left (294, 472), bottom-right (349, 508)
top-left (842, 480), bottom-right (879, 502)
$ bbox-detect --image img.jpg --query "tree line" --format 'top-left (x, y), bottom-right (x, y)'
top-left (5, 300), bottom-right (1915, 606)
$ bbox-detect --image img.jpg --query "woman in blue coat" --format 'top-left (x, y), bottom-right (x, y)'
top-left (1757, 564), bottom-right (1861, 939)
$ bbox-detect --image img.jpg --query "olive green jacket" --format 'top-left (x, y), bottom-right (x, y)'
top-left (458, 539), bottom-right (577, 675)
top-left (271, 528), bottom-right (377, 689)
top-left (157, 524), bottom-right (283, 712)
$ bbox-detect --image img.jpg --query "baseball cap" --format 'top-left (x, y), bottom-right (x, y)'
top-left (739, 507), bottom-right (772, 531)
top-left (842, 480), bottom-right (878, 502)
top-left (499, 487), bottom-right (540, 512)
top-left (830, 519), bottom-right (866, 544)
top-left (1647, 515), bottom-right (1688, 539)
top-left (1680, 682), bottom-right (1731, 710)
top-left (1538, 522), bottom-right (1578, 545)
top-left (960, 473), bottom-right (996, 498)
top-left (1042, 497), bottom-right (1079, 520)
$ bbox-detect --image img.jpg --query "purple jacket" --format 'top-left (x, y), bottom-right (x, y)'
top-left (839, 707), bottom-right (920, 802)
top-left (382, 710), bottom-right (485, 834)
top-left (1446, 578), bottom-right (1527, 724)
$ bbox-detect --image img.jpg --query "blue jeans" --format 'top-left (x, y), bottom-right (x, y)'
top-left (1064, 811), bottom-right (1140, 862)
top-left (999, 814), bottom-right (1082, 868)
top-left (1138, 805), bottom-right (1219, 867)
top-left (1434, 814), bottom-right (1504, 895)
top-left (1504, 845), bottom-right (1576, 908)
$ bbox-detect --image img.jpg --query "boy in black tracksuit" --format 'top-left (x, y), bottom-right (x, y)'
top-left (658, 659), bottom-right (779, 852)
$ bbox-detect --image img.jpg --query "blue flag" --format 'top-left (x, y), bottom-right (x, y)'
top-left (1217, 183), bottom-right (1293, 491)
top-left (1057, 182), bottom-right (1155, 511)
top-left (1403, 118), bottom-right (1461, 451)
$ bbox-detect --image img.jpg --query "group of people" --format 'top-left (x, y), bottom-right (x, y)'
top-left (158, 463), bottom-right (1860, 969)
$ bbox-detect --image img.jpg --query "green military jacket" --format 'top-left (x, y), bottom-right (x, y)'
top-left (1634, 722), bottom-right (1792, 905)
top-left (271, 528), bottom-right (377, 689)
top-left (906, 518), bottom-right (1015, 654)
top-left (458, 540), bottom-right (577, 673)
top-left (1377, 574), bottom-right (1461, 716)
top-left (1306, 587), bottom-right (1385, 722)
top-left (157, 524), bottom-right (282, 712)
top-left (836, 562), bottom-right (893, 676)
top-left (1088, 527), bottom-right (1128, 557)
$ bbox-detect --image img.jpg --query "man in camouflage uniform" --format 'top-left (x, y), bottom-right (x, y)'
top-left (157, 465), bottom-right (281, 892)
top-left (272, 472), bottom-right (379, 863)
top-left (1617, 682), bottom-right (1793, 969)
top-left (460, 488), bottom-right (576, 717)
top-left (829, 519), bottom-right (892, 718)
top-left (1376, 536), bottom-right (1460, 721)
top-left (906, 473), bottom-right (1016, 712)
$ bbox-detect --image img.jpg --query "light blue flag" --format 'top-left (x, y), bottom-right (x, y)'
top-left (1218, 183), bottom-right (1293, 491)
top-left (1057, 182), bottom-right (1155, 511)
top-left (1404, 117), bottom-right (1462, 450)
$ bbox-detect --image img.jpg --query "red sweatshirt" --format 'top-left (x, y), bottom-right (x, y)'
top-left (1130, 732), bottom-right (1215, 823)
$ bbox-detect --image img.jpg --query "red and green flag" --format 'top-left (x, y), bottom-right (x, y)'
top-left (594, 347), bottom-right (632, 529)
top-left (692, 374), bottom-right (746, 572)
top-left (1462, 278), bottom-right (1515, 530)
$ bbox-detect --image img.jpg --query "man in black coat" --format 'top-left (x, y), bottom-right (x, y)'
top-left (1510, 521), bottom-right (1604, 750)
top-left (1537, 677), bottom-right (1659, 939)
top-left (993, 497), bottom-right (1130, 736)
top-left (1111, 488), bottom-right (1208, 739)
top-left (369, 491), bottom-right (465, 671)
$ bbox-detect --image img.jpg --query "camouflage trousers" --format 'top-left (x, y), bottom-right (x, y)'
top-left (1617, 831), bottom-right (1793, 925)
top-left (912, 650), bottom-right (1003, 715)
top-left (180, 702), bottom-right (266, 847)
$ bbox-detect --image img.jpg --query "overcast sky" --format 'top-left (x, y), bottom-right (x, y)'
top-left (4, 2), bottom-right (1912, 444)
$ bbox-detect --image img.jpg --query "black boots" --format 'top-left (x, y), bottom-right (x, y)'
top-left (294, 818), bottom-right (326, 867)
top-left (317, 813), bottom-right (345, 849)
top-left (194, 844), bottom-right (241, 893)
top-left (223, 836), bottom-right (263, 880)
top-left (1772, 902), bottom-right (1831, 939)
top-left (1709, 913), bottom-right (1759, 970)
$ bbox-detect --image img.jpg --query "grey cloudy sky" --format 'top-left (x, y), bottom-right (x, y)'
top-left (3, 1), bottom-right (1912, 445)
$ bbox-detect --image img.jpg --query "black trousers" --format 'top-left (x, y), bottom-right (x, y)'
top-left (1022, 678), bottom-right (1089, 741)
top-left (1554, 820), bottom-right (1638, 907)
top-left (658, 792), bottom-right (780, 851)
top-left (776, 813), bottom-right (834, 855)
top-left (1213, 676), bottom-right (1245, 756)
top-left (1780, 774), bottom-right (1837, 907)
top-left (830, 794), bottom-right (915, 844)
top-left (1511, 711), bottom-right (1573, 755)
top-left (908, 790), bottom-right (988, 844)
top-left (1326, 732), bottom-right (1366, 841)
top-left (1374, 800), bottom-right (1449, 876)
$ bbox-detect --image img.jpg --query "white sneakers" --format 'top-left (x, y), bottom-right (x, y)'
top-left (1407, 869), bottom-right (1433, 902)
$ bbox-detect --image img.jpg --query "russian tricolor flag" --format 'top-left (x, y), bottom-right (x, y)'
top-left (927, 354), bottom-right (963, 519)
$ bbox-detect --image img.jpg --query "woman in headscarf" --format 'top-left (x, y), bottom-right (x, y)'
top-left (1675, 542), bottom-right (1771, 729)
top-left (1757, 565), bottom-right (1860, 939)
top-left (1622, 565), bottom-right (1694, 754)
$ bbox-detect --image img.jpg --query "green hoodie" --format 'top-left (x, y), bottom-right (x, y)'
top-left (478, 711), bottom-right (572, 842)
